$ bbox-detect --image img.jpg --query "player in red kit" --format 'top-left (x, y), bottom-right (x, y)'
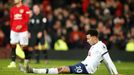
top-left (8, 0), bottom-right (31, 68)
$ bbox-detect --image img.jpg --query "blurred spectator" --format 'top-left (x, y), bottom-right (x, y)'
top-left (126, 38), bottom-right (134, 52)
top-left (126, 27), bottom-right (134, 52)
top-left (115, 0), bottom-right (123, 17)
top-left (54, 36), bottom-right (69, 51)
top-left (69, 25), bottom-right (85, 48)
top-left (0, 29), bottom-right (4, 46)
top-left (44, 30), bottom-right (51, 49)
top-left (82, 0), bottom-right (90, 13)
top-left (23, 0), bottom-right (32, 7)
top-left (0, 2), bottom-right (4, 19)
top-left (1, 20), bottom-right (10, 47)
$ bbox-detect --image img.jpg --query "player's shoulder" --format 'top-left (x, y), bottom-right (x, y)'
top-left (96, 41), bottom-right (107, 49)
top-left (10, 6), bottom-right (16, 10)
top-left (99, 41), bottom-right (106, 46)
top-left (95, 41), bottom-right (105, 46)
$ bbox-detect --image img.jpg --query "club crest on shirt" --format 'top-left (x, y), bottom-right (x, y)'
top-left (103, 45), bottom-right (106, 49)
top-left (20, 9), bottom-right (24, 13)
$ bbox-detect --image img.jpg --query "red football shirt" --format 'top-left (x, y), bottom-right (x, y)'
top-left (10, 4), bottom-right (30, 32)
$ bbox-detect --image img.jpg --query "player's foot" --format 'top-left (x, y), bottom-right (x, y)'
top-left (19, 64), bottom-right (33, 73)
top-left (26, 64), bottom-right (33, 73)
top-left (19, 64), bottom-right (26, 73)
top-left (7, 62), bottom-right (16, 68)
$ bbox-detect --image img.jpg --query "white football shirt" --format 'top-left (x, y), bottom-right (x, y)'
top-left (81, 41), bottom-right (118, 75)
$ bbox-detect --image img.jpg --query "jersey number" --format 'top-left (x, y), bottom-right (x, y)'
top-left (75, 66), bottom-right (83, 73)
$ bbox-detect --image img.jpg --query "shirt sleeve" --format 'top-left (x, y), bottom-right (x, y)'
top-left (40, 16), bottom-right (47, 32)
top-left (102, 53), bottom-right (118, 75)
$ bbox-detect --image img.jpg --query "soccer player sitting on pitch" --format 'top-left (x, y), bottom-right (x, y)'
top-left (19, 29), bottom-right (120, 75)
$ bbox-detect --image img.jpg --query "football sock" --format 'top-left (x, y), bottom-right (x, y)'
top-left (11, 45), bottom-right (16, 61)
top-left (33, 68), bottom-right (58, 74)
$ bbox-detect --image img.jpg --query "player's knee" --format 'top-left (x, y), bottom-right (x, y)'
top-left (58, 66), bottom-right (70, 74)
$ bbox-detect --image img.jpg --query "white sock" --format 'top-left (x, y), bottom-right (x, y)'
top-left (33, 68), bottom-right (47, 74)
top-left (33, 68), bottom-right (58, 74)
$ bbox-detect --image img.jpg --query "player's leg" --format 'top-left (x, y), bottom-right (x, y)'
top-left (19, 31), bottom-right (29, 66)
top-left (19, 64), bottom-right (69, 74)
top-left (34, 38), bottom-right (41, 64)
top-left (19, 63), bottom-right (88, 74)
top-left (28, 33), bottom-right (36, 60)
top-left (31, 66), bottom-right (70, 74)
top-left (23, 48), bottom-right (31, 66)
top-left (28, 34), bottom-right (38, 64)
top-left (34, 46), bottom-right (40, 64)
top-left (8, 30), bottom-right (19, 68)
top-left (43, 50), bottom-right (48, 64)
top-left (39, 36), bottom-right (48, 64)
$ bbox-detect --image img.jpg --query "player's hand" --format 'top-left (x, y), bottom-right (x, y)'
top-left (28, 32), bottom-right (31, 38)
top-left (16, 25), bottom-right (22, 30)
top-left (37, 32), bottom-right (42, 38)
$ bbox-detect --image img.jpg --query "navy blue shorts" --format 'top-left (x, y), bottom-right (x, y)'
top-left (69, 63), bottom-right (88, 74)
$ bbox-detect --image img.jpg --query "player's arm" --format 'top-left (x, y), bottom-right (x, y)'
top-left (37, 15), bottom-right (47, 38)
top-left (23, 6), bottom-right (31, 25)
top-left (40, 14), bottom-right (47, 32)
top-left (102, 52), bottom-right (119, 75)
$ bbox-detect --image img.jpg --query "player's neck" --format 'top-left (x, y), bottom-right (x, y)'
top-left (93, 39), bottom-right (99, 45)
top-left (16, 2), bottom-right (22, 7)
top-left (35, 12), bottom-right (40, 15)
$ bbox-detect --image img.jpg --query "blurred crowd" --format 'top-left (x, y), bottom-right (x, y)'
top-left (0, 0), bottom-right (134, 51)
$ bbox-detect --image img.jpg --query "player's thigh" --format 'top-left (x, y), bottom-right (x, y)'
top-left (10, 30), bottom-right (19, 45)
top-left (69, 63), bottom-right (88, 74)
top-left (19, 31), bottom-right (29, 46)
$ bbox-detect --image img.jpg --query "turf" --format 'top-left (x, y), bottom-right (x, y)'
top-left (0, 59), bottom-right (134, 75)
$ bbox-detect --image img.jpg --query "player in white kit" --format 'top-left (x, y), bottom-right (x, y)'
top-left (19, 29), bottom-right (120, 75)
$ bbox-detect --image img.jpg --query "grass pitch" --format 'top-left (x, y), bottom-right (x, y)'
top-left (0, 59), bottom-right (134, 75)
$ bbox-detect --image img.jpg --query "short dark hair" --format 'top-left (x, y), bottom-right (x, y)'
top-left (87, 29), bottom-right (98, 37)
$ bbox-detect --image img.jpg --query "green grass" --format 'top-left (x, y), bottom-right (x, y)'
top-left (0, 59), bottom-right (134, 75)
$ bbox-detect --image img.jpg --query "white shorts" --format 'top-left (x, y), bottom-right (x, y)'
top-left (10, 30), bottom-right (29, 45)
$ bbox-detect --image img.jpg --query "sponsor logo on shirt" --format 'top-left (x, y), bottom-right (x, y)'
top-left (14, 14), bottom-right (22, 20)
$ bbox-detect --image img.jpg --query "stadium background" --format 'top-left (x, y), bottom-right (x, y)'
top-left (0, 0), bottom-right (134, 75)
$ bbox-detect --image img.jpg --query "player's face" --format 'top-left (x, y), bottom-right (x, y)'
top-left (14, 0), bottom-right (21, 4)
top-left (33, 5), bottom-right (40, 14)
top-left (86, 34), bottom-right (95, 45)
